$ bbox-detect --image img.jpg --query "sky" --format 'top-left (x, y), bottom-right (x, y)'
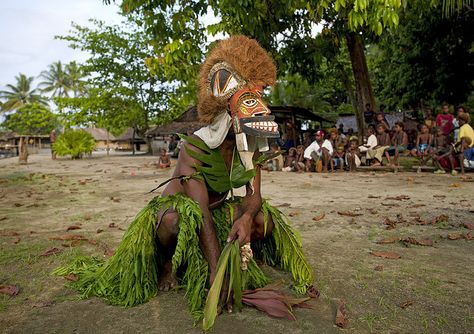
top-left (0, 0), bottom-right (123, 89)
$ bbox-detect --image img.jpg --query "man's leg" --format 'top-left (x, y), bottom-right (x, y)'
top-left (156, 210), bottom-right (180, 291)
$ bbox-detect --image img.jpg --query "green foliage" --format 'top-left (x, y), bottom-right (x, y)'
top-left (39, 61), bottom-right (86, 98)
top-left (56, 19), bottom-right (173, 135)
top-left (369, 3), bottom-right (474, 109)
top-left (0, 74), bottom-right (48, 112)
top-left (181, 134), bottom-right (256, 194)
top-left (53, 130), bottom-right (96, 159)
top-left (2, 103), bottom-right (57, 135)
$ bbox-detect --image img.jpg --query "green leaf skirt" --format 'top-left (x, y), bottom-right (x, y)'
top-left (54, 193), bottom-right (313, 320)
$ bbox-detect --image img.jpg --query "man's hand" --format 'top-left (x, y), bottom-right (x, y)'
top-left (227, 213), bottom-right (252, 245)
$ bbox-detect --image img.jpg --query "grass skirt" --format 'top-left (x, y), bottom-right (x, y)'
top-left (54, 193), bottom-right (313, 320)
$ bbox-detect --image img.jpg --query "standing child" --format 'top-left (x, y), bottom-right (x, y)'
top-left (410, 124), bottom-right (433, 164)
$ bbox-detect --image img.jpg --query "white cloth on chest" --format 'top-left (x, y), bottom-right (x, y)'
top-left (194, 111), bottom-right (232, 149)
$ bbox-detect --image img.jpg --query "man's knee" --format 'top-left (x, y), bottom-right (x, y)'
top-left (157, 211), bottom-right (179, 238)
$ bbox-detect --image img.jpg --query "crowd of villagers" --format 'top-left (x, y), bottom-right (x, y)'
top-left (264, 103), bottom-right (474, 176)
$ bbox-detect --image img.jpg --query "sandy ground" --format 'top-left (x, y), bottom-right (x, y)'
top-left (0, 152), bottom-right (473, 334)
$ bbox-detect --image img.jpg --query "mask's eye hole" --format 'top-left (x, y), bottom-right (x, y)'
top-left (242, 99), bottom-right (257, 107)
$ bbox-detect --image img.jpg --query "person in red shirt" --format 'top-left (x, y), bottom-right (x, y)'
top-left (435, 103), bottom-right (454, 136)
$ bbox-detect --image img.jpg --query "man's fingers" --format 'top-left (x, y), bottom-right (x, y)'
top-left (227, 225), bottom-right (238, 243)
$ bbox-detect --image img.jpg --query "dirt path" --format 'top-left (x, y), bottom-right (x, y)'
top-left (1, 153), bottom-right (473, 333)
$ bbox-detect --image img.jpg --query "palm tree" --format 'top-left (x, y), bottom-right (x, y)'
top-left (0, 73), bottom-right (47, 112)
top-left (65, 61), bottom-right (86, 97)
top-left (39, 61), bottom-right (71, 97)
top-left (442, 0), bottom-right (474, 16)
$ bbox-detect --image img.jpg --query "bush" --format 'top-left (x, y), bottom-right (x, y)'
top-left (53, 130), bottom-right (96, 159)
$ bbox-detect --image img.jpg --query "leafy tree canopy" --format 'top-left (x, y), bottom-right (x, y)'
top-left (2, 103), bottom-right (58, 135)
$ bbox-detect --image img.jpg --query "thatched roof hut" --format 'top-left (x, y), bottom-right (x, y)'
top-left (146, 107), bottom-right (205, 137)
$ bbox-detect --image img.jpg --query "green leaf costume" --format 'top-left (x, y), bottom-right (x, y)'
top-left (55, 136), bottom-right (313, 322)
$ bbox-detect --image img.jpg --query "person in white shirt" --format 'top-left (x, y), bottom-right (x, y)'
top-left (359, 126), bottom-right (378, 157)
top-left (304, 130), bottom-right (333, 172)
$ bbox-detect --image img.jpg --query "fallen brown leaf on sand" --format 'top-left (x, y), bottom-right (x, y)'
top-left (40, 247), bottom-right (63, 256)
top-left (66, 225), bottom-right (81, 231)
top-left (368, 195), bottom-right (381, 199)
top-left (385, 195), bottom-right (410, 201)
top-left (463, 232), bottom-right (472, 240)
top-left (433, 215), bottom-right (449, 224)
top-left (0, 216), bottom-right (8, 221)
top-left (307, 285), bottom-right (320, 298)
top-left (433, 194), bottom-right (446, 198)
top-left (0, 230), bottom-right (20, 237)
top-left (312, 212), bottom-right (326, 222)
top-left (400, 300), bottom-right (413, 309)
top-left (32, 301), bottom-right (54, 308)
top-left (366, 208), bottom-right (378, 214)
top-left (14, 203), bottom-right (23, 207)
top-left (370, 251), bottom-right (401, 259)
top-left (410, 204), bottom-right (426, 208)
top-left (49, 234), bottom-right (86, 241)
top-left (276, 203), bottom-right (291, 207)
top-left (110, 197), bottom-right (121, 203)
top-left (447, 233), bottom-right (462, 240)
top-left (374, 265), bottom-right (384, 271)
top-left (64, 273), bottom-right (79, 282)
top-left (338, 211), bottom-right (363, 217)
top-left (88, 240), bottom-right (98, 245)
top-left (376, 237), bottom-right (400, 244)
top-left (96, 228), bottom-right (103, 234)
top-left (449, 183), bottom-right (461, 188)
top-left (288, 211), bottom-right (299, 217)
top-left (463, 223), bottom-right (474, 230)
top-left (402, 237), bottom-right (433, 247)
top-left (108, 223), bottom-right (117, 228)
top-left (61, 240), bottom-right (82, 248)
top-left (384, 218), bottom-right (397, 230)
top-left (13, 237), bottom-right (21, 244)
top-left (381, 203), bottom-right (400, 207)
top-left (0, 285), bottom-right (19, 296)
top-left (335, 300), bottom-right (348, 328)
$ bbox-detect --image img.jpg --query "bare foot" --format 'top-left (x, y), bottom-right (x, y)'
top-left (158, 261), bottom-right (177, 291)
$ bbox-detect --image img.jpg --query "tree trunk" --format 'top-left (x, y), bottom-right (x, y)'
top-left (19, 136), bottom-right (28, 164)
top-left (132, 127), bottom-right (136, 156)
top-left (106, 130), bottom-right (110, 156)
top-left (345, 32), bottom-right (376, 136)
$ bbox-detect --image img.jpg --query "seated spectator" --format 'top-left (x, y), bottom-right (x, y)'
top-left (452, 106), bottom-right (471, 142)
top-left (457, 113), bottom-right (474, 146)
top-left (338, 127), bottom-right (347, 141)
top-left (266, 143), bottom-right (284, 171)
top-left (386, 122), bottom-right (408, 166)
top-left (347, 128), bottom-right (354, 138)
top-left (406, 128), bottom-right (417, 151)
top-left (302, 132), bottom-right (312, 148)
top-left (282, 147), bottom-right (297, 172)
top-left (359, 126), bottom-right (377, 158)
top-left (294, 145), bottom-right (306, 172)
top-left (329, 129), bottom-right (346, 172)
top-left (430, 127), bottom-right (452, 174)
top-left (277, 134), bottom-right (293, 152)
top-left (436, 103), bottom-right (454, 136)
top-left (158, 148), bottom-right (171, 168)
top-left (459, 137), bottom-right (474, 175)
top-left (367, 124), bottom-right (391, 166)
top-left (374, 112), bottom-right (390, 131)
top-left (410, 124), bottom-right (432, 164)
top-left (345, 137), bottom-right (361, 172)
top-left (304, 130), bottom-right (333, 173)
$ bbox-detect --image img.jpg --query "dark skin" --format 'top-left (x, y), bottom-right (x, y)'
top-left (156, 130), bottom-right (273, 291)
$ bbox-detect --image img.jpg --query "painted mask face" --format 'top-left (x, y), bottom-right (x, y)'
top-left (229, 86), bottom-right (279, 138)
